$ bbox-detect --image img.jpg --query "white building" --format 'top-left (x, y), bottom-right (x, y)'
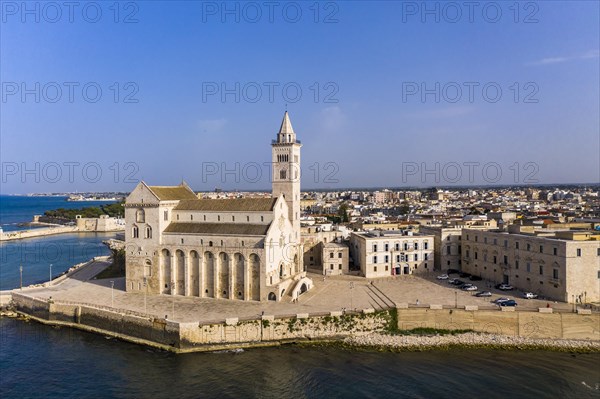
top-left (349, 230), bottom-right (434, 278)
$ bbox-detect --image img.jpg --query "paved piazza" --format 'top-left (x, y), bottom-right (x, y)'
top-left (19, 261), bottom-right (575, 323)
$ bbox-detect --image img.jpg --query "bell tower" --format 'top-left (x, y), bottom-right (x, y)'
top-left (272, 111), bottom-right (301, 241)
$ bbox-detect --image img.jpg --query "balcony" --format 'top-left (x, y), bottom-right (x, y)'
top-left (272, 139), bottom-right (301, 145)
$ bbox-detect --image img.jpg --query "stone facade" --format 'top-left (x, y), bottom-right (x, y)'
top-left (349, 230), bottom-right (435, 278)
top-left (321, 241), bottom-right (350, 276)
top-left (124, 113), bottom-right (309, 302)
top-left (461, 227), bottom-right (600, 303)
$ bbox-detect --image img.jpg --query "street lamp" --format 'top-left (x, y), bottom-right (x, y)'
top-left (349, 282), bottom-right (354, 311)
top-left (171, 281), bottom-right (176, 320)
top-left (143, 277), bottom-right (148, 315)
top-left (110, 280), bottom-right (115, 307)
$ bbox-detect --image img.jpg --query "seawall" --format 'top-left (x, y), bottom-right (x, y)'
top-left (7, 293), bottom-right (600, 353)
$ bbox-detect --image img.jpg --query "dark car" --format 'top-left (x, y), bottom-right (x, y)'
top-left (459, 272), bottom-right (471, 278)
top-left (499, 299), bottom-right (517, 307)
top-left (447, 269), bottom-right (460, 275)
top-left (452, 280), bottom-right (466, 286)
top-left (469, 275), bottom-right (482, 281)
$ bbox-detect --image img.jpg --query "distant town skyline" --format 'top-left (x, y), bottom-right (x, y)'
top-left (1, 2), bottom-right (599, 194)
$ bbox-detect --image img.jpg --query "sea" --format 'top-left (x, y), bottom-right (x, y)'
top-left (0, 196), bottom-right (599, 399)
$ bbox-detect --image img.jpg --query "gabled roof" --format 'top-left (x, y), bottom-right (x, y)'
top-left (174, 197), bottom-right (277, 212)
top-left (163, 222), bottom-right (270, 236)
top-left (147, 185), bottom-right (197, 201)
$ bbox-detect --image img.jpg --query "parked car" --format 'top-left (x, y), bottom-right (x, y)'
top-left (499, 300), bottom-right (518, 307)
top-left (459, 272), bottom-right (471, 278)
top-left (469, 275), bottom-right (482, 281)
top-left (448, 278), bottom-right (458, 284)
top-left (497, 284), bottom-right (514, 291)
top-left (447, 269), bottom-right (460, 275)
top-left (452, 280), bottom-right (466, 286)
top-left (475, 291), bottom-right (492, 297)
top-left (523, 292), bottom-right (538, 299)
top-left (437, 274), bottom-right (449, 280)
top-left (463, 285), bottom-right (478, 291)
top-left (494, 297), bottom-right (510, 304)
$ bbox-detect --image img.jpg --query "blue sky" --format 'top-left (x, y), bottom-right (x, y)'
top-left (1, 1), bottom-right (599, 194)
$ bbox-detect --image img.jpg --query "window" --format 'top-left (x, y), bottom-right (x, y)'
top-left (504, 240), bottom-right (508, 248)
top-left (414, 243), bottom-right (418, 250)
top-left (132, 225), bottom-right (139, 238)
top-left (338, 253), bottom-right (342, 258)
top-left (577, 248), bottom-right (582, 257)
top-left (330, 253), bottom-right (334, 258)
top-left (176, 214), bottom-right (179, 220)
top-left (484, 237), bottom-right (487, 244)
top-left (191, 215), bottom-right (193, 221)
top-left (475, 236), bottom-right (478, 242)
top-left (330, 264), bottom-right (334, 270)
top-left (515, 260), bottom-right (519, 269)
top-left (384, 244), bottom-right (389, 251)
top-left (373, 244), bottom-right (378, 252)
top-left (446, 246), bottom-right (451, 255)
top-left (425, 253), bottom-right (428, 260)
top-left (261, 216), bottom-right (264, 222)
top-left (396, 255), bottom-right (400, 262)
top-left (339, 264), bottom-right (342, 270)
top-left (217, 215), bottom-right (220, 221)
top-left (395, 243), bottom-right (400, 251)
top-left (280, 170), bottom-right (286, 179)
top-left (466, 249), bottom-right (470, 257)
top-left (424, 242), bottom-right (429, 250)
top-left (414, 254), bottom-right (418, 261)
top-left (374, 266), bottom-right (378, 272)
top-left (539, 245), bottom-right (543, 253)
top-left (493, 256), bottom-right (497, 264)
top-left (404, 243), bottom-right (409, 250)
top-left (539, 265), bottom-right (543, 275)
top-left (232, 216), bottom-right (235, 221)
top-left (466, 234), bottom-right (469, 240)
top-left (526, 262), bottom-right (531, 273)
top-left (373, 256), bottom-right (378, 263)
top-left (516, 242), bottom-right (519, 249)
top-left (503, 255), bottom-right (507, 265)
top-left (554, 248), bottom-right (558, 256)
top-left (385, 265), bottom-right (389, 271)
top-left (384, 255), bottom-right (389, 263)
top-left (527, 243), bottom-right (531, 251)
top-left (145, 226), bottom-right (152, 239)
top-left (164, 210), bottom-right (168, 221)
top-left (598, 248), bottom-right (600, 256)
top-left (493, 239), bottom-right (497, 245)
top-left (204, 215), bottom-right (206, 221)
top-left (209, 241), bottom-right (213, 247)
top-left (475, 252), bottom-right (478, 260)
top-left (553, 269), bottom-right (558, 279)
top-left (247, 216), bottom-right (250, 222)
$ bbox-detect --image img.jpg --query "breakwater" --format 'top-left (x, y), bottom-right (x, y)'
top-left (7, 292), bottom-right (599, 353)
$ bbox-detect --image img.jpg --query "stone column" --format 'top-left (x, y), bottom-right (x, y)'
top-left (198, 255), bottom-right (204, 298)
top-left (213, 256), bottom-right (219, 299)
top-left (228, 254), bottom-right (234, 300)
top-left (170, 253), bottom-right (176, 295)
top-left (244, 255), bottom-right (250, 301)
top-left (184, 254), bottom-right (189, 296)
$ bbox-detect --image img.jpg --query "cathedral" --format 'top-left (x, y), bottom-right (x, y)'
top-left (124, 112), bottom-right (311, 302)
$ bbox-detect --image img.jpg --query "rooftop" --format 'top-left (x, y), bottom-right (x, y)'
top-left (163, 222), bottom-right (271, 236)
top-left (174, 198), bottom-right (277, 212)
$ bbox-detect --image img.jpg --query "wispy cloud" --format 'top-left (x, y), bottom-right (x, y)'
top-left (197, 118), bottom-right (227, 132)
top-left (318, 106), bottom-right (347, 132)
top-left (409, 106), bottom-right (475, 119)
top-left (527, 50), bottom-right (599, 66)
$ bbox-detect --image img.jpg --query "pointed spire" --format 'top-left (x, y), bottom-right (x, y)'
top-left (278, 111), bottom-right (295, 135)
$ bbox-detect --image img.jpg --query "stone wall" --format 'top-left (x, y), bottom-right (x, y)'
top-left (9, 293), bottom-right (600, 352)
top-left (396, 308), bottom-right (599, 340)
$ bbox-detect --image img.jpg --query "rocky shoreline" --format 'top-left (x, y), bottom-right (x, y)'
top-left (343, 332), bottom-right (600, 352)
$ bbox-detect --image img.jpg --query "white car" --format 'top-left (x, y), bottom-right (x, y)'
top-left (463, 285), bottom-right (478, 291)
top-left (523, 292), bottom-right (538, 299)
top-left (437, 274), bottom-right (449, 280)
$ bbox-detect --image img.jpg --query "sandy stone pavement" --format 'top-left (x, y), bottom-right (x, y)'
top-left (17, 261), bottom-right (577, 323)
